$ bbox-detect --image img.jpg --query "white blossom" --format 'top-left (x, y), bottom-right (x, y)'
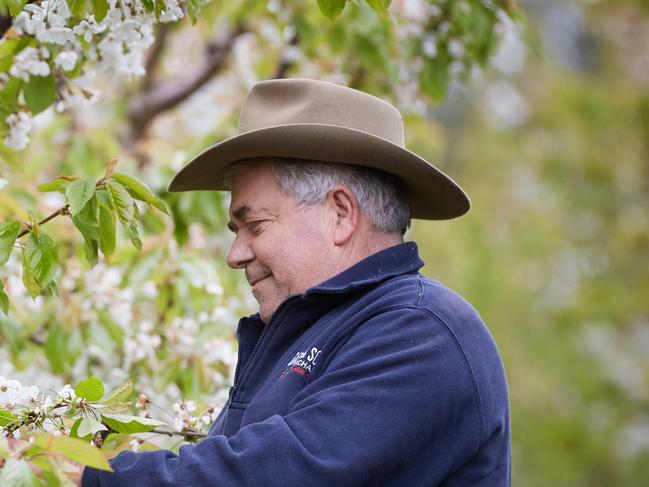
top-left (422, 36), bottom-right (438, 58)
top-left (55, 51), bottom-right (78, 71)
top-left (9, 47), bottom-right (50, 81)
top-left (160, 0), bottom-right (184, 23)
top-left (0, 376), bottom-right (22, 407)
top-left (3, 112), bottom-right (33, 151)
top-left (448, 39), bottom-right (465, 58)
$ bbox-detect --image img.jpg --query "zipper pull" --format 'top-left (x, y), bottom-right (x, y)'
top-left (228, 385), bottom-right (235, 401)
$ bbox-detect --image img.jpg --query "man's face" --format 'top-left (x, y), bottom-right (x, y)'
top-left (226, 160), bottom-right (333, 323)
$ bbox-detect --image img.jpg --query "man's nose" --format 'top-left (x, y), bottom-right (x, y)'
top-left (226, 235), bottom-right (254, 269)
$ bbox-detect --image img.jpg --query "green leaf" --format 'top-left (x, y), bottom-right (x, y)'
top-left (317, 0), bottom-right (346, 19)
top-left (0, 458), bottom-right (39, 487)
top-left (44, 324), bottom-right (79, 373)
top-left (66, 0), bottom-right (86, 17)
top-left (365, 0), bottom-right (390, 17)
top-left (0, 280), bottom-right (8, 315)
top-left (22, 230), bottom-right (57, 298)
top-left (420, 57), bottom-right (449, 101)
top-left (76, 416), bottom-right (107, 438)
top-left (187, 0), bottom-right (206, 24)
top-left (23, 74), bottom-right (56, 116)
top-left (72, 194), bottom-right (100, 265)
top-left (90, 0), bottom-right (108, 21)
top-left (106, 180), bottom-right (134, 225)
top-left (111, 172), bottom-right (168, 214)
top-left (127, 221), bottom-right (142, 250)
top-left (38, 178), bottom-right (69, 193)
top-left (5, 0), bottom-right (28, 17)
top-left (140, 0), bottom-right (166, 19)
top-left (34, 434), bottom-right (113, 471)
top-left (102, 379), bottom-right (133, 405)
top-left (74, 376), bottom-right (104, 401)
top-left (0, 220), bottom-right (21, 266)
top-left (0, 407), bottom-right (15, 426)
top-left (65, 177), bottom-right (95, 216)
top-left (0, 39), bottom-right (21, 73)
top-left (98, 203), bottom-right (116, 257)
top-left (101, 413), bottom-right (165, 434)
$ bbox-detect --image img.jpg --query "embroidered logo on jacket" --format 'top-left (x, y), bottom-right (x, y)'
top-left (280, 347), bottom-right (322, 378)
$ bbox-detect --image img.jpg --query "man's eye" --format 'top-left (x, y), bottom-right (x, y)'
top-left (248, 221), bottom-right (266, 234)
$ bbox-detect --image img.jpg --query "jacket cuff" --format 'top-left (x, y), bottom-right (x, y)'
top-left (81, 466), bottom-right (102, 487)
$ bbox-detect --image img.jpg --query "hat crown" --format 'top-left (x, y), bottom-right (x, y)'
top-left (239, 79), bottom-right (405, 146)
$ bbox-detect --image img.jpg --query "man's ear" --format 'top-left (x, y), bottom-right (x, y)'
top-left (326, 185), bottom-right (359, 246)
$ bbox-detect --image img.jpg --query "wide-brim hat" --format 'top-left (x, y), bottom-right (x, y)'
top-left (168, 78), bottom-right (470, 220)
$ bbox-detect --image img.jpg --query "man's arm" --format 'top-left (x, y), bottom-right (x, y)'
top-left (82, 307), bottom-right (490, 486)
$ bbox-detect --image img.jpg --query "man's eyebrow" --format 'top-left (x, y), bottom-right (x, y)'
top-left (227, 206), bottom-right (250, 232)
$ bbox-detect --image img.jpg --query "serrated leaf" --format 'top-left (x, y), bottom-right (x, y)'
top-left (34, 434), bottom-right (112, 471)
top-left (106, 180), bottom-right (134, 225)
top-left (90, 0), bottom-right (108, 21)
top-left (140, 0), bottom-right (166, 19)
top-left (23, 74), bottom-right (56, 115)
top-left (365, 0), bottom-right (390, 17)
top-left (5, 0), bottom-right (29, 17)
top-left (0, 407), bottom-right (15, 426)
top-left (66, 0), bottom-right (86, 17)
top-left (103, 379), bottom-right (133, 405)
top-left (0, 220), bottom-right (21, 266)
top-left (76, 416), bottom-right (107, 438)
top-left (38, 179), bottom-right (69, 192)
top-left (187, 0), bottom-right (206, 24)
top-left (74, 376), bottom-right (104, 402)
top-left (101, 413), bottom-right (165, 434)
top-left (72, 194), bottom-right (100, 266)
top-left (0, 280), bottom-right (9, 315)
top-left (127, 221), bottom-right (142, 250)
top-left (111, 172), bottom-right (168, 214)
top-left (98, 204), bottom-right (116, 257)
top-left (0, 458), bottom-right (39, 486)
top-left (22, 231), bottom-right (57, 298)
top-left (317, 0), bottom-right (346, 19)
top-left (65, 177), bottom-right (95, 216)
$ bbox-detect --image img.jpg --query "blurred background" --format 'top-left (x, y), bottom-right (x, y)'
top-left (0, 0), bottom-right (647, 485)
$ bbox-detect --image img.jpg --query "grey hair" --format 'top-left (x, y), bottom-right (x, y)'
top-left (228, 158), bottom-right (411, 235)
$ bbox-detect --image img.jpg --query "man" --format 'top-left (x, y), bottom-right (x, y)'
top-left (82, 79), bottom-right (510, 486)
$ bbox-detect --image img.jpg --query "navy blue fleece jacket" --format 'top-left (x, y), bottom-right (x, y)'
top-left (83, 242), bottom-right (511, 486)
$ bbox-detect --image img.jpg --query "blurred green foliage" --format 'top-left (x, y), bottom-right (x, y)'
top-left (411, 1), bottom-right (649, 485)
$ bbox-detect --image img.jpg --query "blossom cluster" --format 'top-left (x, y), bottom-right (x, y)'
top-left (171, 400), bottom-right (217, 433)
top-left (3, 0), bottom-right (185, 151)
top-left (0, 379), bottom-right (78, 438)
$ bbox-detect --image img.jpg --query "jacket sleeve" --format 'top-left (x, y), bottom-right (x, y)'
top-left (82, 307), bottom-right (484, 486)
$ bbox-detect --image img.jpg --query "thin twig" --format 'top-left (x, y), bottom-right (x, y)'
top-left (151, 428), bottom-right (207, 439)
top-left (16, 204), bottom-right (70, 239)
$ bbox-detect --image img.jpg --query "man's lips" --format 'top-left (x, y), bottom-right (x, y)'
top-left (249, 275), bottom-right (271, 286)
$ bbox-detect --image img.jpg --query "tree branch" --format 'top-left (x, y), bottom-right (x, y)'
top-left (273, 29), bottom-right (299, 79)
top-left (126, 23), bottom-right (247, 145)
top-left (141, 22), bottom-right (172, 92)
top-left (16, 204), bottom-right (70, 239)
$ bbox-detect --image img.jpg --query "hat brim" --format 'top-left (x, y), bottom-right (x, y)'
top-left (167, 124), bottom-right (470, 220)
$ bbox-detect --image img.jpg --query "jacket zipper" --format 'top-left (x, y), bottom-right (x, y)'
top-left (228, 295), bottom-right (300, 402)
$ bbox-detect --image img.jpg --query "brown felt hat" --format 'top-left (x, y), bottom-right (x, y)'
top-left (168, 78), bottom-right (470, 220)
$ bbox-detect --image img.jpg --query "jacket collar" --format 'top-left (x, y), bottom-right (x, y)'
top-left (240, 241), bottom-right (424, 329)
top-left (304, 241), bottom-right (424, 297)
